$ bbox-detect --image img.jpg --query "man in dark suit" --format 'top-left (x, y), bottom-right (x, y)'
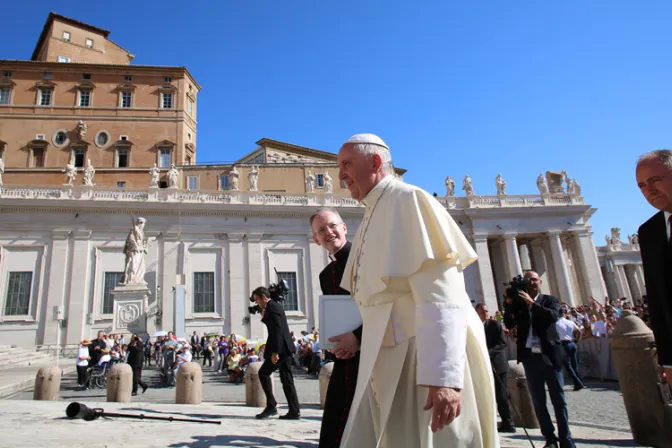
top-left (310, 207), bottom-right (362, 448)
top-left (504, 271), bottom-right (573, 448)
top-left (252, 286), bottom-right (301, 420)
top-left (636, 150), bottom-right (672, 385)
top-left (475, 303), bottom-right (514, 433)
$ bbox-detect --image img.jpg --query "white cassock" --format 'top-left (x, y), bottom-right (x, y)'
top-left (339, 174), bottom-right (499, 448)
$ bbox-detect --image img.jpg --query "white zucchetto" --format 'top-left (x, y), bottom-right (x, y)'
top-left (344, 133), bottom-right (389, 150)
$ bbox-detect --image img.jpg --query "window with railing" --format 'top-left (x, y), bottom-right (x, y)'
top-left (193, 272), bottom-right (215, 313)
top-left (4, 272), bottom-right (32, 316)
top-left (276, 272), bottom-right (298, 311)
top-left (102, 272), bottom-right (123, 314)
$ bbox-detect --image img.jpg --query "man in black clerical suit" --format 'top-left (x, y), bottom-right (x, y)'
top-left (504, 271), bottom-right (573, 448)
top-left (636, 150), bottom-right (672, 385)
top-left (475, 303), bottom-right (514, 433)
top-left (310, 207), bottom-right (362, 448)
top-left (252, 286), bottom-right (301, 420)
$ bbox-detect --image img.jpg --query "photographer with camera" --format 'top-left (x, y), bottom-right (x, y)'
top-left (251, 286), bottom-right (301, 420)
top-left (503, 271), bottom-right (574, 448)
top-left (126, 333), bottom-right (148, 395)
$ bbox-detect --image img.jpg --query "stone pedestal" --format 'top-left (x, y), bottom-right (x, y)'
top-left (111, 283), bottom-right (150, 338)
top-left (506, 361), bottom-right (539, 429)
top-left (176, 362), bottom-right (203, 404)
top-left (244, 362), bottom-right (274, 407)
top-left (610, 311), bottom-right (672, 447)
top-left (33, 366), bottom-right (61, 401)
top-left (319, 362), bottom-right (334, 409)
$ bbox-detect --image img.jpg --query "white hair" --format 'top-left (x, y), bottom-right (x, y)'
top-left (637, 149), bottom-right (672, 170)
top-left (351, 143), bottom-right (395, 174)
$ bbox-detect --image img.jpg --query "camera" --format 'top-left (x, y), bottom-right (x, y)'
top-left (504, 274), bottom-right (531, 309)
top-left (248, 274), bottom-right (290, 315)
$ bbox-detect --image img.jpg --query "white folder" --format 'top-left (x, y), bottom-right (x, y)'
top-left (318, 295), bottom-right (363, 351)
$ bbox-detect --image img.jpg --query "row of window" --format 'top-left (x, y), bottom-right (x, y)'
top-left (61, 31), bottom-right (95, 49)
top-left (0, 86), bottom-right (175, 109)
top-left (189, 173), bottom-right (329, 191)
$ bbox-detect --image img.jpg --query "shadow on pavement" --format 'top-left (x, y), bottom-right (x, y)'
top-left (167, 435), bottom-right (318, 447)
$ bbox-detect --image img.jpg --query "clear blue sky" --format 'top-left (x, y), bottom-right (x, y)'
top-left (2, 1), bottom-right (671, 244)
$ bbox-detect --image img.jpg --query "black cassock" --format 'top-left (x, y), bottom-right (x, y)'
top-left (318, 241), bottom-right (363, 448)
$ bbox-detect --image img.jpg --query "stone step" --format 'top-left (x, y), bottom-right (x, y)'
top-left (0, 364), bottom-right (77, 399)
top-left (0, 353), bottom-right (56, 370)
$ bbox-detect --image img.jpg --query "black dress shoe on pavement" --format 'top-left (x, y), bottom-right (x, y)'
top-left (142, 384), bottom-right (148, 394)
top-left (559, 439), bottom-right (576, 448)
top-left (543, 439), bottom-right (559, 448)
top-left (573, 384), bottom-right (584, 391)
top-left (279, 412), bottom-right (301, 420)
top-left (255, 408), bottom-right (278, 419)
top-left (497, 423), bottom-right (516, 433)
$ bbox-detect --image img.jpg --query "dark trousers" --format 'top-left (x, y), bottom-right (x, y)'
top-left (131, 365), bottom-right (148, 393)
top-left (319, 355), bottom-right (359, 448)
top-left (203, 351), bottom-right (212, 367)
top-left (523, 354), bottom-right (571, 443)
top-left (258, 355), bottom-right (300, 415)
top-left (76, 365), bottom-right (88, 385)
top-left (493, 371), bottom-right (513, 426)
top-left (561, 341), bottom-right (583, 388)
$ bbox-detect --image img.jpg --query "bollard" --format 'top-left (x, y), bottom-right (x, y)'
top-left (244, 361), bottom-right (274, 407)
top-left (106, 363), bottom-right (133, 403)
top-left (610, 311), bottom-right (672, 447)
top-left (319, 362), bottom-right (334, 409)
top-left (506, 360), bottom-right (539, 429)
top-left (176, 362), bottom-right (203, 404)
top-left (33, 365), bottom-right (61, 401)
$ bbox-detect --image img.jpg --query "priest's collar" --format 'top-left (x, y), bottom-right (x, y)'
top-left (361, 174), bottom-right (395, 207)
top-left (328, 241), bottom-right (351, 262)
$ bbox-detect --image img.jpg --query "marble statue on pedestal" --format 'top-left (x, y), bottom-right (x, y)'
top-left (167, 164), bottom-right (179, 188)
top-left (229, 165), bottom-right (239, 191)
top-left (462, 174), bottom-right (474, 196)
top-left (628, 234), bottom-right (639, 246)
top-left (306, 170), bottom-right (315, 193)
top-left (324, 171), bottom-right (333, 193)
top-left (248, 165), bottom-right (259, 191)
top-left (445, 176), bottom-right (455, 196)
top-left (149, 164), bottom-right (160, 187)
top-left (572, 178), bottom-right (582, 196)
top-left (605, 227), bottom-right (623, 250)
top-left (536, 173), bottom-right (549, 195)
top-left (83, 160), bottom-right (95, 186)
top-left (495, 173), bottom-right (507, 195)
top-left (64, 162), bottom-right (76, 186)
top-left (76, 120), bottom-right (87, 140)
top-left (121, 217), bottom-right (150, 285)
top-left (0, 158), bottom-right (4, 186)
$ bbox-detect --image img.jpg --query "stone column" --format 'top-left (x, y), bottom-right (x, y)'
top-left (635, 264), bottom-right (647, 297)
top-left (624, 265), bottom-right (641, 302)
top-left (615, 265), bottom-right (631, 301)
top-left (64, 230), bottom-right (92, 345)
top-left (247, 233), bottom-right (265, 339)
top-left (571, 230), bottom-right (608, 304)
top-left (307, 234), bottom-right (328, 330)
top-left (472, 234), bottom-right (499, 311)
top-left (547, 231), bottom-right (576, 306)
top-left (227, 234), bottom-right (246, 336)
top-left (518, 243), bottom-right (532, 272)
top-left (528, 240), bottom-right (552, 295)
top-left (502, 234), bottom-right (523, 279)
top-left (41, 230), bottom-right (71, 345)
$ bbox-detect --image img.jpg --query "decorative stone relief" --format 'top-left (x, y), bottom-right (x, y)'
top-left (445, 176), bottom-right (455, 196)
top-left (605, 227), bottom-right (623, 250)
top-left (462, 174), bottom-right (474, 196)
top-left (82, 160), bottom-right (95, 186)
top-left (167, 164), bottom-right (179, 188)
top-left (545, 171), bottom-right (565, 194)
top-left (627, 234), bottom-right (639, 246)
top-left (306, 170), bottom-right (315, 193)
top-left (324, 172), bottom-right (333, 193)
top-left (229, 165), bottom-right (239, 191)
top-left (118, 303), bottom-right (141, 328)
top-left (248, 165), bottom-right (259, 191)
top-left (149, 164), bottom-right (160, 188)
top-left (536, 173), bottom-right (549, 195)
top-left (63, 161), bottom-right (76, 186)
top-left (495, 173), bottom-right (507, 196)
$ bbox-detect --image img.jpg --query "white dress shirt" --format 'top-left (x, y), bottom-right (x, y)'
top-left (555, 317), bottom-right (578, 341)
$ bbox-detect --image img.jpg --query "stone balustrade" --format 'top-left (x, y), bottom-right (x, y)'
top-left (0, 184), bottom-right (584, 209)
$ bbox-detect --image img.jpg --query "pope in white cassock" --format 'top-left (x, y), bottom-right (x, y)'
top-left (336, 134), bottom-right (499, 448)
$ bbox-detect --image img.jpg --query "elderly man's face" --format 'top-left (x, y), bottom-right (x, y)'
top-left (338, 144), bottom-right (382, 201)
top-left (312, 211), bottom-right (347, 254)
top-left (636, 159), bottom-right (672, 213)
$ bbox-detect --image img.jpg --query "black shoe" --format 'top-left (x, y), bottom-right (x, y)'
top-left (573, 384), bottom-right (584, 391)
top-left (279, 412), bottom-right (301, 420)
top-left (132, 392), bottom-right (138, 396)
top-left (498, 423), bottom-right (516, 433)
top-left (142, 384), bottom-right (148, 394)
top-left (543, 440), bottom-right (559, 448)
top-left (255, 408), bottom-right (278, 419)
top-left (559, 439), bottom-right (576, 448)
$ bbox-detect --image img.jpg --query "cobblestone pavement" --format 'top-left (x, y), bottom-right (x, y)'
top-left (564, 379), bottom-right (629, 431)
